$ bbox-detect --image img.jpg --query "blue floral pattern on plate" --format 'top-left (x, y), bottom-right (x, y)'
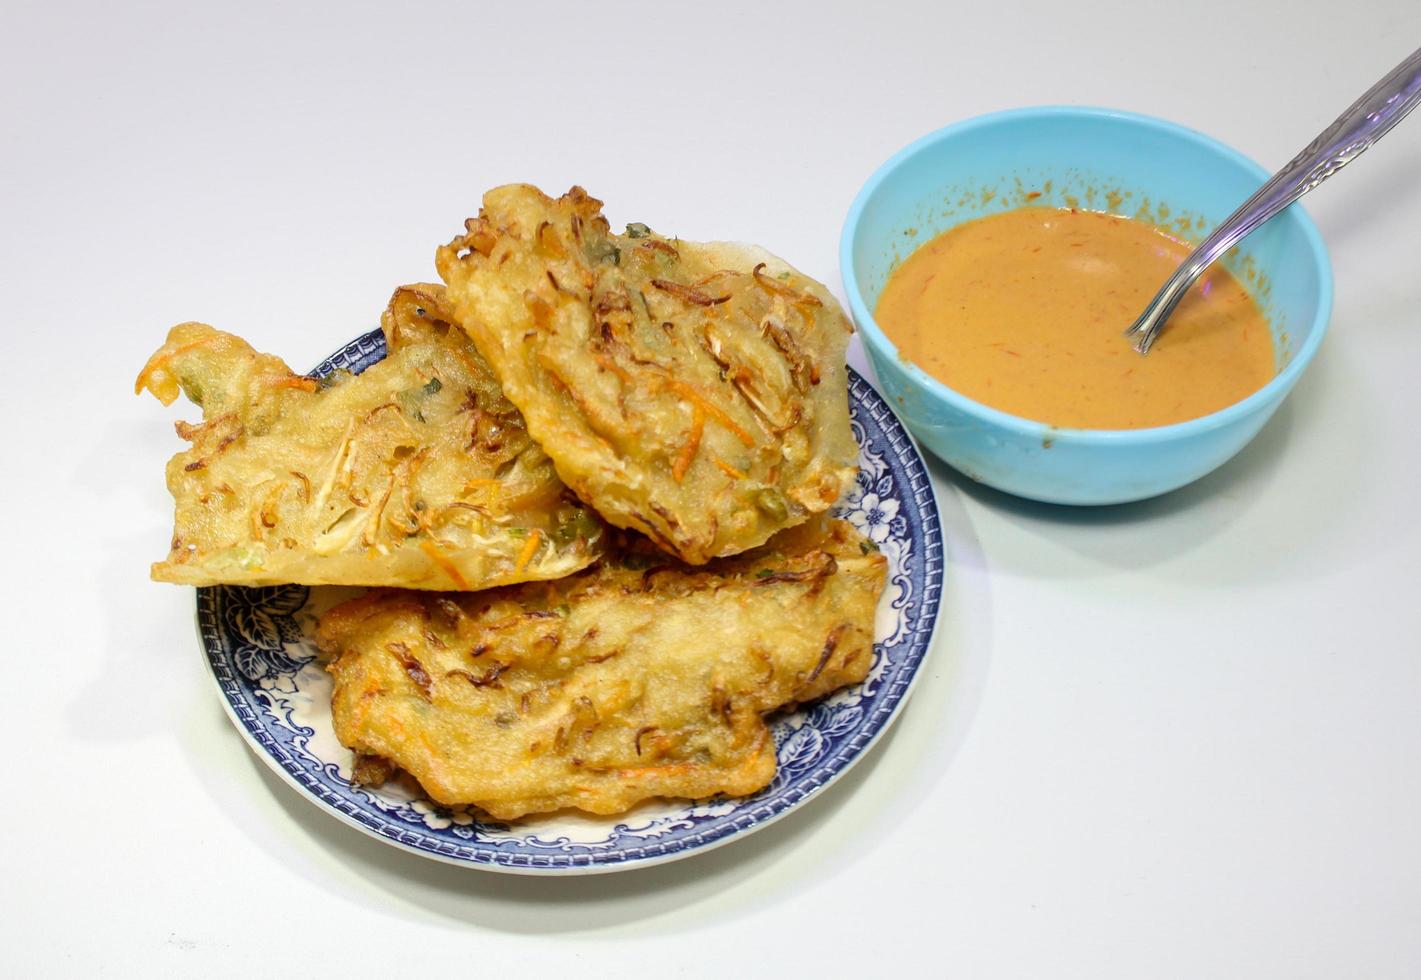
top-left (196, 330), bottom-right (943, 874)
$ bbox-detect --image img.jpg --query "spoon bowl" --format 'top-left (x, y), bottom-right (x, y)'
top-left (841, 106), bottom-right (1333, 505)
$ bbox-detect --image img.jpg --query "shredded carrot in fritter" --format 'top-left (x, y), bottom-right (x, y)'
top-left (711, 456), bottom-right (747, 479)
top-left (514, 529), bottom-right (542, 574)
top-left (593, 353), bottom-right (634, 383)
top-left (267, 376), bottom-right (319, 393)
top-left (419, 538), bottom-right (471, 590)
top-left (672, 405), bottom-right (705, 482)
top-left (665, 381), bottom-right (754, 447)
top-left (133, 334), bottom-right (225, 395)
top-left (752, 262), bottom-right (822, 308)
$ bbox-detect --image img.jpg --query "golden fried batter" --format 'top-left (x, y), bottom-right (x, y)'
top-left (436, 185), bottom-right (859, 564)
top-left (316, 518), bottom-right (886, 820)
top-left (137, 284), bottom-right (604, 588)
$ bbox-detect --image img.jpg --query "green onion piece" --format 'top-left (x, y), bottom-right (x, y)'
top-left (753, 488), bottom-right (789, 522)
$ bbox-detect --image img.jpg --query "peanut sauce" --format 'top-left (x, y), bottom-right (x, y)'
top-left (875, 207), bottom-right (1275, 429)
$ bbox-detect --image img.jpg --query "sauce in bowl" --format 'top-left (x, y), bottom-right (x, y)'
top-left (874, 207), bottom-right (1275, 430)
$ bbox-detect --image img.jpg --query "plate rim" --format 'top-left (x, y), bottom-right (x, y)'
top-left (194, 334), bottom-right (946, 875)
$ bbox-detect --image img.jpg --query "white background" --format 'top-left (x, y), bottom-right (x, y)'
top-left (4, 1), bottom-right (1420, 976)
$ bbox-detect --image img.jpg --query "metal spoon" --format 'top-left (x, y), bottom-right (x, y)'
top-left (1125, 46), bottom-right (1421, 355)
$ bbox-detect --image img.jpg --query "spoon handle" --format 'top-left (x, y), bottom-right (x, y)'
top-left (1126, 46), bottom-right (1421, 354)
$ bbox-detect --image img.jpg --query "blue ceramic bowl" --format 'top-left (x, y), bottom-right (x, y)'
top-left (840, 106), bottom-right (1333, 505)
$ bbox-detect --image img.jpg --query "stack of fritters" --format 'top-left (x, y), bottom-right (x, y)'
top-left (140, 185), bottom-right (885, 819)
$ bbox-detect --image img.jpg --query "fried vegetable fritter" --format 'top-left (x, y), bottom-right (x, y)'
top-left (316, 518), bottom-right (886, 820)
top-left (436, 184), bottom-right (859, 564)
top-left (136, 284), bottom-right (604, 588)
